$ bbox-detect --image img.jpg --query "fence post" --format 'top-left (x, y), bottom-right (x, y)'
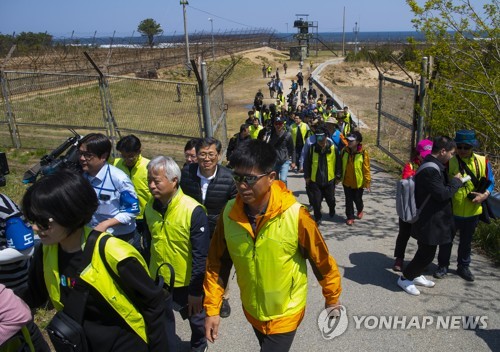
top-left (84, 51), bottom-right (120, 156)
top-left (201, 62), bottom-right (213, 138)
top-left (417, 57), bottom-right (428, 143)
top-left (0, 71), bottom-right (21, 148)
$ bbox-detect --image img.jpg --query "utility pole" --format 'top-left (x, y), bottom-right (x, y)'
top-left (342, 7), bottom-right (346, 56)
top-left (180, 0), bottom-right (191, 74)
top-left (208, 18), bottom-right (215, 61)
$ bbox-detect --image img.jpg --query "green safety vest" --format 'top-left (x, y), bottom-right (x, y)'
top-left (114, 155), bottom-right (151, 220)
top-left (223, 201), bottom-right (307, 321)
top-left (341, 149), bottom-right (364, 188)
top-left (290, 123), bottom-right (309, 146)
top-left (249, 125), bottom-right (263, 140)
top-left (311, 143), bottom-right (336, 183)
top-left (449, 154), bottom-right (487, 217)
top-left (145, 188), bottom-right (204, 287)
top-left (43, 227), bottom-right (149, 343)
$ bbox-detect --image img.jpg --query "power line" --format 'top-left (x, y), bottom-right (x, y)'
top-left (187, 5), bottom-right (260, 29)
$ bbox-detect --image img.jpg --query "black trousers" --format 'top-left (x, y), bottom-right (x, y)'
top-left (253, 328), bottom-right (296, 352)
top-left (309, 181), bottom-right (336, 221)
top-left (343, 186), bottom-right (364, 220)
top-left (403, 242), bottom-right (437, 281)
top-left (164, 286), bottom-right (206, 351)
top-left (437, 216), bottom-right (478, 268)
top-left (394, 218), bottom-right (413, 259)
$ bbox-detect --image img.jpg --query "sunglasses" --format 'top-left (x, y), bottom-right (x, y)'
top-left (457, 144), bottom-right (473, 150)
top-left (31, 217), bottom-right (53, 231)
top-left (232, 172), bottom-right (269, 186)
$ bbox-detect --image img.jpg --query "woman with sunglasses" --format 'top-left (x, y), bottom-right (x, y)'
top-left (433, 130), bottom-right (495, 282)
top-left (20, 170), bottom-right (167, 351)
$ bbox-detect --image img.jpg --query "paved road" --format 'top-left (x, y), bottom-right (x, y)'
top-left (173, 60), bottom-right (500, 352)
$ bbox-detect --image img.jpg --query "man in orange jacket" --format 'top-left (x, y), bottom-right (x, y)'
top-left (203, 139), bottom-right (342, 351)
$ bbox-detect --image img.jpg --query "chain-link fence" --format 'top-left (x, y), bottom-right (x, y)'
top-left (376, 75), bottom-right (418, 166)
top-left (0, 70), bottom-right (211, 164)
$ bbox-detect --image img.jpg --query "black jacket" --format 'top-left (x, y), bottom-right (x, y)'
top-left (413, 155), bottom-right (462, 245)
top-left (226, 132), bottom-right (250, 162)
top-left (303, 140), bottom-right (341, 185)
top-left (269, 129), bottom-right (295, 165)
top-left (180, 163), bottom-right (237, 235)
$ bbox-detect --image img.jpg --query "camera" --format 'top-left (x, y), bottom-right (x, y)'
top-left (0, 152), bottom-right (9, 187)
top-left (23, 129), bottom-right (82, 183)
top-left (466, 177), bottom-right (492, 200)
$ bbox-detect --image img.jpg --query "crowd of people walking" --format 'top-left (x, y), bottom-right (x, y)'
top-left (0, 59), bottom-right (496, 352)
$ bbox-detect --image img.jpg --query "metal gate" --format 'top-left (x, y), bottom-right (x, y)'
top-left (376, 73), bottom-right (419, 166)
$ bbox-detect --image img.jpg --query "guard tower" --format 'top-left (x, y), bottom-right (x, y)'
top-left (290, 14), bottom-right (318, 61)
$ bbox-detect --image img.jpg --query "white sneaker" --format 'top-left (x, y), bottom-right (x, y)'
top-left (413, 275), bottom-right (435, 288)
top-left (397, 276), bottom-right (420, 296)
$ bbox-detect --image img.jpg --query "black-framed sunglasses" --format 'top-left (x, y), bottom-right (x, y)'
top-left (457, 144), bottom-right (473, 150)
top-left (30, 217), bottom-right (53, 231)
top-left (232, 172), bottom-right (269, 186)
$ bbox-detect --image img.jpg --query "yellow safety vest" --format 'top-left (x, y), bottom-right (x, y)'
top-left (340, 122), bottom-right (351, 136)
top-left (311, 143), bottom-right (336, 182)
top-left (223, 201), bottom-right (307, 321)
top-left (290, 123), bottom-right (309, 146)
top-left (42, 227), bottom-right (149, 343)
top-left (145, 188), bottom-right (205, 287)
top-left (249, 125), bottom-right (263, 140)
top-left (341, 149), bottom-right (364, 188)
top-left (114, 155), bottom-right (151, 220)
top-left (449, 154), bottom-right (487, 217)
top-left (262, 112), bottom-right (271, 123)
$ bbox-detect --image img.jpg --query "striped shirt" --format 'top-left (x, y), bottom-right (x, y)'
top-left (0, 193), bottom-right (32, 291)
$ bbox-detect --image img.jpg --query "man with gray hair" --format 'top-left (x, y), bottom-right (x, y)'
top-left (144, 156), bottom-right (210, 352)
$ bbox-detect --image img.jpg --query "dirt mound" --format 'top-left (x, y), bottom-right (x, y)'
top-left (322, 62), bottom-right (414, 88)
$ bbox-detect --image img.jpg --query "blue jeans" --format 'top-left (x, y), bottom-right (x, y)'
top-left (274, 160), bottom-right (291, 186)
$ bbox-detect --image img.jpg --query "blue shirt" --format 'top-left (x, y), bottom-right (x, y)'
top-left (84, 163), bottom-right (139, 236)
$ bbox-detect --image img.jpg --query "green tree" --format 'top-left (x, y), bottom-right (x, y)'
top-left (137, 18), bottom-right (163, 48)
top-left (406, 0), bottom-right (499, 155)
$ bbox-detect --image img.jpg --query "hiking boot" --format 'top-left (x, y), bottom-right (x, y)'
top-left (393, 258), bottom-right (403, 272)
top-left (433, 266), bottom-right (448, 279)
top-left (356, 211), bottom-right (364, 219)
top-left (346, 219), bottom-right (354, 226)
top-left (413, 275), bottom-right (435, 288)
top-left (316, 218), bottom-right (323, 226)
top-left (329, 210), bottom-right (335, 219)
top-left (220, 299), bottom-right (231, 318)
top-left (397, 276), bottom-right (420, 296)
top-left (457, 266), bottom-right (475, 282)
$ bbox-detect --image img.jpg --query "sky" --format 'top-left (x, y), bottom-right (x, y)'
top-left (0, 0), bottom-right (490, 39)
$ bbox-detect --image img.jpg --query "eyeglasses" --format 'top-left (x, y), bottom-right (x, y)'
top-left (197, 152), bottom-right (218, 160)
top-left (78, 150), bottom-right (96, 160)
top-left (457, 144), bottom-right (473, 150)
top-left (31, 217), bottom-right (53, 231)
top-left (232, 172), bottom-right (269, 186)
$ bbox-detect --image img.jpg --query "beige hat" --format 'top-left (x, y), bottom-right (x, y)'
top-left (325, 116), bottom-right (337, 124)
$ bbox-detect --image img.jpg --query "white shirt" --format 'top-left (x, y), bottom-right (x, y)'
top-left (196, 166), bottom-right (218, 204)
